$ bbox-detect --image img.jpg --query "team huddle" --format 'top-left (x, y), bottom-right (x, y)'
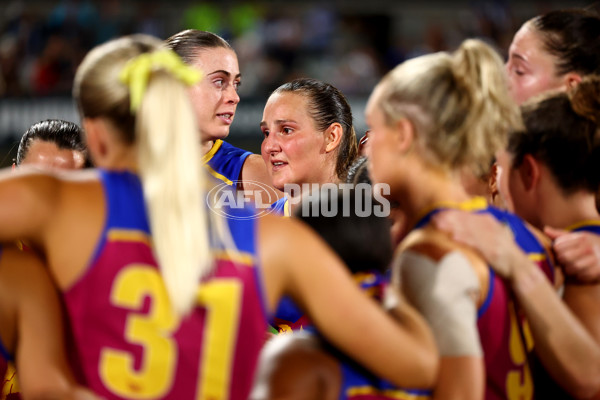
top-left (1, 5), bottom-right (600, 400)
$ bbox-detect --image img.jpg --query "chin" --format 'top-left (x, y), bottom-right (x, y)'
top-left (203, 129), bottom-right (230, 142)
top-left (273, 177), bottom-right (290, 193)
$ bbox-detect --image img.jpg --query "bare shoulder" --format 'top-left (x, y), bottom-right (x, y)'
top-left (241, 155), bottom-right (284, 200)
top-left (399, 226), bottom-right (483, 266)
top-left (241, 154), bottom-right (269, 180)
top-left (257, 214), bottom-right (324, 259)
top-left (396, 226), bottom-right (488, 305)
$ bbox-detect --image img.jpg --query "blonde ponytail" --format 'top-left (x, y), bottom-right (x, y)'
top-left (450, 39), bottom-right (521, 176)
top-left (376, 39), bottom-right (520, 177)
top-left (137, 71), bottom-right (211, 316)
top-left (75, 36), bottom-right (238, 316)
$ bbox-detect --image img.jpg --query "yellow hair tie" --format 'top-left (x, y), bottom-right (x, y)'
top-left (119, 49), bottom-right (202, 112)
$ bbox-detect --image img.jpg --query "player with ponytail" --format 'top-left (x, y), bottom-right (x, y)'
top-left (0, 34), bottom-right (437, 399)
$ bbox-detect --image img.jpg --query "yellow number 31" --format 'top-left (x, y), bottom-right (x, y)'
top-left (99, 265), bottom-right (242, 399)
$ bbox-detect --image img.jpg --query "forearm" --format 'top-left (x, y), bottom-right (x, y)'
top-left (432, 357), bottom-right (484, 400)
top-left (386, 292), bottom-right (438, 359)
top-left (510, 252), bottom-right (600, 398)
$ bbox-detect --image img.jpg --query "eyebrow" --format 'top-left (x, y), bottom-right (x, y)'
top-left (207, 69), bottom-right (242, 79)
top-left (260, 119), bottom-right (297, 128)
top-left (510, 53), bottom-right (528, 63)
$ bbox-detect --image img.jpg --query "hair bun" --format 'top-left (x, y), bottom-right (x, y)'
top-left (569, 75), bottom-right (600, 124)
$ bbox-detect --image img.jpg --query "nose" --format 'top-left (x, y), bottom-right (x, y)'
top-left (261, 131), bottom-right (280, 157)
top-left (226, 84), bottom-right (240, 105)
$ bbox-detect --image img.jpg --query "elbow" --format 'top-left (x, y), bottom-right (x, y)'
top-left (412, 346), bottom-right (440, 389)
top-left (571, 378), bottom-right (600, 400)
top-left (564, 365), bottom-right (600, 399)
top-left (423, 353), bottom-right (440, 388)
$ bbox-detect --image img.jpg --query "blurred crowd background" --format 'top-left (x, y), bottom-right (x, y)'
top-left (0, 0), bottom-right (590, 165)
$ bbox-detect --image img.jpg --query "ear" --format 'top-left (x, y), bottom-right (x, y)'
top-left (518, 154), bottom-right (540, 192)
top-left (564, 72), bottom-right (583, 90)
top-left (396, 117), bottom-right (415, 153)
top-left (488, 163), bottom-right (500, 200)
top-left (324, 122), bottom-right (344, 153)
top-left (82, 117), bottom-right (108, 166)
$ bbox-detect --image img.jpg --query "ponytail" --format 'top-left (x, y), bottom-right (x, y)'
top-left (75, 37), bottom-right (236, 316)
top-left (376, 39), bottom-right (520, 177)
top-left (450, 39), bottom-right (521, 176)
top-left (137, 70), bottom-right (211, 316)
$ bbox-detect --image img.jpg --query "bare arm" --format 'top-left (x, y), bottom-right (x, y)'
top-left (434, 358), bottom-right (484, 400)
top-left (387, 289), bottom-right (484, 400)
top-left (240, 154), bottom-right (284, 200)
top-left (0, 169), bottom-right (61, 244)
top-left (395, 250), bottom-right (484, 400)
top-left (6, 247), bottom-right (74, 398)
top-left (258, 215), bottom-right (438, 389)
top-left (434, 210), bottom-right (600, 398)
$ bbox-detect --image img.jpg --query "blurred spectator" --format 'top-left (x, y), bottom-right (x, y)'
top-left (0, 0), bottom-right (585, 99)
top-left (31, 34), bottom-right (75, 95)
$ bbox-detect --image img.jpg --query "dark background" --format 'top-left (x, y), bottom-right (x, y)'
top-left (0, 0), bottom-right (591, 166)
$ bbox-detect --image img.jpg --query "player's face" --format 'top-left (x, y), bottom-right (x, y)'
top-left (188, 47), bottom-right (241, 142)
top-left (20, 139), bottom-right (86, 170)
top-left (506, 23), bottom-right (565, 105)
top-left (497, 149), bottom-right (541, 228)
top-left (364, 88), bottom-right (402, 192)
top-left (494, 150), bottom-right (515, 213)
top-left (260, 92), bottom-right (331, 191)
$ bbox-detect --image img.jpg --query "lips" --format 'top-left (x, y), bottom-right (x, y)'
top-left (217, 113), bottom-right (234, 124)
top-left (271, 160), bottom-right (287, 172)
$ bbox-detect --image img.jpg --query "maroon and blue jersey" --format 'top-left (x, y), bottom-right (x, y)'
top-left (276, 271), bottom-right (431, 399)
top-left (333, 273), bottom-right (432, 400)
top-left (413, 197), bottom-right (555, 400)
top-left (0, 353), bottom-right (13, 400)
top-left (63, 170), bottom-right (268, 400)
top-left (203, 139), bottom-right (252, 186)
top-left (533, 220), bottom-right (600, 399)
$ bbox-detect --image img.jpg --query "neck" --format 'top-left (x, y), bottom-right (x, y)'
top-left (98, 145), bottom-right (138, 172)
top-left (398, 166), bottom-right (473, 231)
top-left (201, 140), bottom-right (215, 156)
top-left (536, 189), bottom-right (599, 230)
top-left (286, 172), bottom-right (341, 215)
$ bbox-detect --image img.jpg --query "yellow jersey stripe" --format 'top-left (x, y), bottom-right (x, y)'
top-left (205, 164), bottom-right (234, 185)
top-left (107, 229), bottom-right (152, 246)
top-left (202, 139), bottom-right (223, 163)
top-left (107, 229), bottom-right (254, 267)
top-left (346, 386), bottom-right (431, 400)
top-left (527, 253), bottom-right (548, 262)
top-left (565, 220), bottom-right (600, 231)
top-left (415, 196), bottom-right (487, 225)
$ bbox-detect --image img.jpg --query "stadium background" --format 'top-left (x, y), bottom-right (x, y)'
top-left (0, 0), bottom-right (589, 166)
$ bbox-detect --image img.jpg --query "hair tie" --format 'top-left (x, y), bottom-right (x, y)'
top-left (119, 49), bottom-right (202, 112)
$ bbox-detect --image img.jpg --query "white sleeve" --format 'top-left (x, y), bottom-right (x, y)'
top-left (396, 250), bottom-right (483, 357)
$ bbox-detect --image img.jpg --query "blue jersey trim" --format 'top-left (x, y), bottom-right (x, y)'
top-left (0, 244), bottom-right (11, 362)
top-left (86, 170), bottom-right (110, 270)
top-left (75, 170), bottom-right (151, 290)
top-left (0, 338), bottom-right (12, 362)
top-left (246, 217), bottom-right (271, 321)
top-left (477, 268), bottom-right (495, 318)
top-left (270, 197), bottom-right (289, 217)
top-left (205, 140), bottom-right (252, 184)
top-left (573, 224), bottom-right (600, 234)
